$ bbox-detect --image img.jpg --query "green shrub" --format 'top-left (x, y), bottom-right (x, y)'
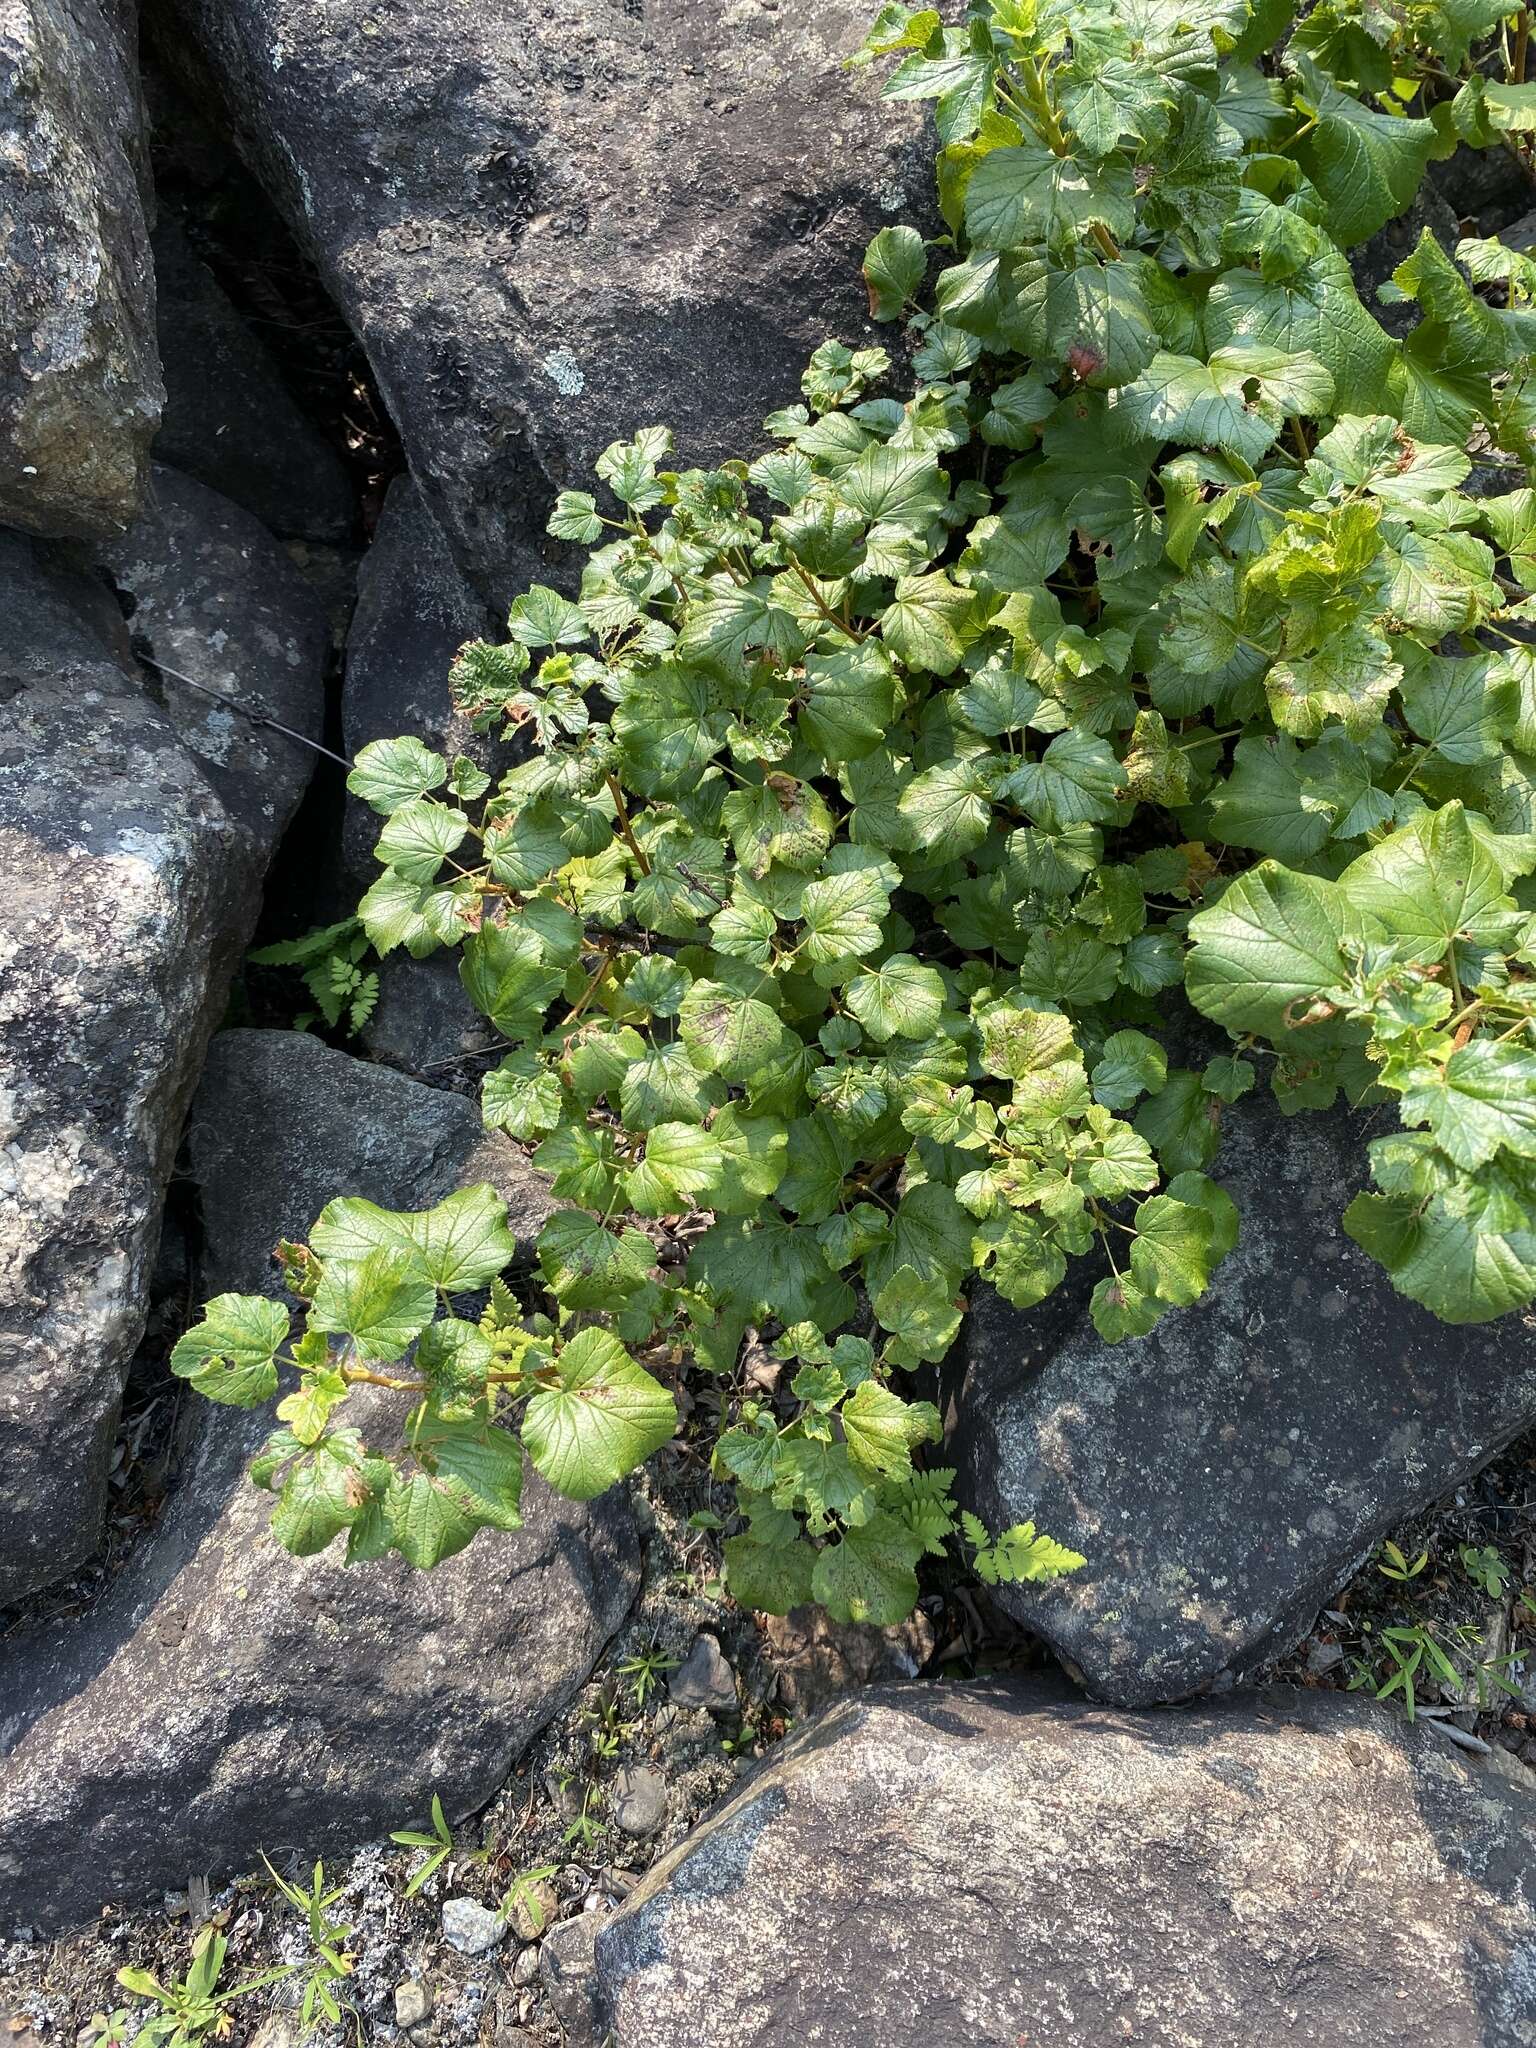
top-left (175, 0), bottom-right (1536, 1620)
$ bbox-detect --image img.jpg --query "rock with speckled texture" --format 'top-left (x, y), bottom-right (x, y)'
top-left (1, 0), bottom-right (163, 537)
top-left (0, 492), bottom-right (322, 1605)
top-left (146, 0), bottom-right (933, 604)
top-left (99, 463), bottom-right (329, 840)
top-left (594, 1679), bottom-right (1536, 2048)
top-left (0, 1028), bottom-right (634, 1933)
top-left (949, 1080), bottom-right (1536, 1708)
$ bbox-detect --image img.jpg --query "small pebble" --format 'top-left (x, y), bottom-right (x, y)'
top-left (441, 1895), bottom-right (509, 1955)
top-left (509, 1877), bottom-right (558, 1941)
top-left (394, 1979), bottom-right (434, 2028)
top-left (669, 1633), bottom-right (738, 1716)
top-left (513, 1943), bottom-right (540, 1987)
top-left (610, 1762), bottom-right (668, 1838)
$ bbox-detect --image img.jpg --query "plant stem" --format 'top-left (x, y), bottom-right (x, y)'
top-left (606, 775), bottom-right (651, 874)
top-left (563, 948), bottom-right (616, 1028)
top-left (787, 558), bottom-right (869, 640)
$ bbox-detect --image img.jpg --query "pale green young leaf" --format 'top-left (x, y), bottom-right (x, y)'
top-left (375, 800), bottom-right (469, 884)
top-left (483, 1052), bottom-right (564, 1139)
top-left (170, 1294), bottom-right (289, 1407)
top-left (310, 1249), bottom-right (436, 1362)
top-left (799, 867), bottom-right (891, 965)
top-left (1186, 864), bottom-right (1364, 1036)
top-left (810, 1513), bottom-right (925, 1625)
top-left (846, 953), bottom-right (947, 1039)
top-left (521, 1328), bottom-right (676, 1500)
top-left (348, 737), bottom-right (448, 816)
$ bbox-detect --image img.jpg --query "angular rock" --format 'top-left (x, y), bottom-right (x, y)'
top-left (0, 1029), bottom-right (635, 1932)
top-left (949, 1086), bottom-right (1536, 1707)
top-left (362, 951), bottom-right (499, 1081)
top-left (394, 1981), bottom-right (434, 2028)
top-left (441, 1898), bottom-right (508, 1957)
top-left (151, 214), bottom-right (355, 543)
top-left (342, 475), bottom-right (492, 874)
top-left (188, 1028), bottom-right (558, 1283)
top-left (668, 1634), bottom-right (737, 1718)
top-left (0, 489), bottom-right (322, 1604)
top-left (594, 1679), bottom-right (1536, 2048)
top-left (149, 0), bottom-right (932, 602)
top-left (1, 0), bottom-right (163, 536)
top-left (1430, 143), bottom-right (1536, 235)
top-left (542, 1913), bottom-right (605, 2048)
top-left (100, 462), bottom-right (330, 841)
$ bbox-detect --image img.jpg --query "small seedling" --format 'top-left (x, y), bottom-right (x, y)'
top-left (1459, 1543), bottom-right (1511, 1600)
top-left (391, 1792), bottom-right (454, 1897)
top-left (262, 1856), bottom-right (356, 2029)
top-left (1375, 1623), bottom-right (1461, 1720)
top-left (1376, 1540), bottom-right (1428, 1584)
top-left (561, 1785), bottom-right (604, 1854)
top-left (617, 1644), bottom-right (679, 1708)
top-left (720, 1717), bottom-right (759, 1759)
top-left (113, 1925), bottom-right (291, 2046)
top-left (82, 2017), bottom-right (134, 2047)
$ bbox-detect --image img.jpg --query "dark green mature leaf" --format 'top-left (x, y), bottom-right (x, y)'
top-left (1293, 74), bottom-right (1436, 247)
top-left (964, 145), bottom-right (1135, 251)
top-left (1003, 730), bottom-right (1123, 829)
top-left (1339, 804), bottom-right (1511, 963)
top-left (1399, 1043), bottom-right (1536, 1169)
top-left (311, 1249), bottom-right (437, 1362)
top-left (864, 224), bottom-right (928, 318)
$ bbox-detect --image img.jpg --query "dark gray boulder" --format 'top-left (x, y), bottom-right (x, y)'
top-left (188, 1027), bottom-right (558, 1285)
top-left (0, 1029), bottom-right (638, 1933)
top-left (99, 462), bottom-right (330, 839)
top-left (594, 1680), bottom-right (1536, 2048)
top-left (949, 1085), bottom-right (1536, 1707)
top-left (361, 951), bottom-right (498, 1080)
top-left (1349, 185), bottom-right (1462, 342)
top-left (148, 0), bottom-right (932, 602)
top-left (1, 0), bottom-right (163, 537)
top-left (0, 487), bottom-right (323, 1605)
top-left (150, 215), bottom-right (355, 542)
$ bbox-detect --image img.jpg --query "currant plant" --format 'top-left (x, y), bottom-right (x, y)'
top-left (178, 0), bottom-right (1536, 1621)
